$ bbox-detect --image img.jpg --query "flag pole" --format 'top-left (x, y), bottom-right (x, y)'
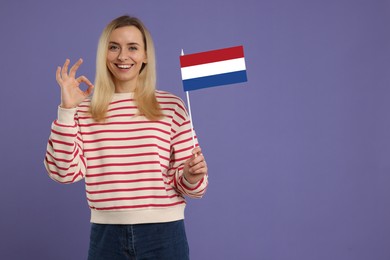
top-left (181, 49), bottom-right (196, 148)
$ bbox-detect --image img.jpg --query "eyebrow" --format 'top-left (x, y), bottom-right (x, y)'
top-left (109, 41), bottom-right (141, 46)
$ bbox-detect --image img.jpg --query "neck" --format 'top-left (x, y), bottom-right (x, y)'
top-left (114, 80), bottom-right (137, 93)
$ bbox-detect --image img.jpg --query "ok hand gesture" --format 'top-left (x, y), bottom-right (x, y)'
top-left (56, 59), bottom-right (94, 109)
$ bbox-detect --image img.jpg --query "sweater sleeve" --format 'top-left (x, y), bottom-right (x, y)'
top-left (44, 106), bottom-right (87, 184)
top-left (167, 100), bottom-right (208, 198)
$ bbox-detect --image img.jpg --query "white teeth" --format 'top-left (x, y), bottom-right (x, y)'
top-left (117, 64), bottom-right (131, 69)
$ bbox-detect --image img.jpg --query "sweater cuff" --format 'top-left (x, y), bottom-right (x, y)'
top-left (57, 106), bottom-right (77, 125)
top-left (182, 175), bottom-right (203, 189)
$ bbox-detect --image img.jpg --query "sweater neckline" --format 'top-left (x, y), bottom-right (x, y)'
top-left (113, 92), bottom-right (134, 100)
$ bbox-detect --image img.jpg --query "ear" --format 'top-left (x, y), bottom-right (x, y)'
top-left (143, 53), bottom-right (148, 64)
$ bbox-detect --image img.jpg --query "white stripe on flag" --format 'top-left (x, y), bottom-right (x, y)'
top-left (181, 58), bottom-right (246, 80)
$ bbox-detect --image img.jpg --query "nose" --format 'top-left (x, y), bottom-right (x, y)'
top-left (117, 49), bottom-right (129, 61)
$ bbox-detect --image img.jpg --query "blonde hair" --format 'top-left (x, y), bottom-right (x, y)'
top-left (90, 15), bottom-right (162, 121)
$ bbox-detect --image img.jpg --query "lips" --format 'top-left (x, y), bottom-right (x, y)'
top-left (115, 64), bottom-right (133, 69)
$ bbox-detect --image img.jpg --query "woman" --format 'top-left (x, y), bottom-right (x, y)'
top-left (44, 15), bottom-right (208, 260)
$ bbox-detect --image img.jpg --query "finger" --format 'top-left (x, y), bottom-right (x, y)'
top-left (84, 84), bottom-right (94, 96)
top-left (189, 153), bottom-right (205, 166)
top-left (77, 76), bottom-right (94, 96)
top-left (190, 158), bottom-right (204, 169)
top-left (61, 59), bottom-right (70, 79)
top-left (190, 161), bottom-right (207, 174)
top-left (77, 75), bottom-right (93, 86)
top-left (192, 147), bottom-right (202, 157)
top-left (192, 167), bottom-right (207, 175)
top-left (69, 58), bottom-right (83, 78)
top-left (56, 66), bottom-right (62, 85)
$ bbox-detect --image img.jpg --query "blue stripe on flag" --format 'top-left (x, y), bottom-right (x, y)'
top-left (183, 70), bottom-right (247, 91)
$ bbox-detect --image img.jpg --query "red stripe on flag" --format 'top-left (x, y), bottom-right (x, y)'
top-left (180, 46), bottom-right (244, 67)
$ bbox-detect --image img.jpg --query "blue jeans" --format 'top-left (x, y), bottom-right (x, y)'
top-left (87, 220), bottom-right (189, 260)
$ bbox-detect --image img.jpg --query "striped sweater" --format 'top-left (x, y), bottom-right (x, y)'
top-left (44, 90), bottom-right (208, 224)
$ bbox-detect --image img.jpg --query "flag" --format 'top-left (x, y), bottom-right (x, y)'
top-left (180, 46), bottom-right (247, 91)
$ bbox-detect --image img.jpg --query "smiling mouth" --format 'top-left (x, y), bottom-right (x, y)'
top-left (115, 64), bottom-right (133, 69)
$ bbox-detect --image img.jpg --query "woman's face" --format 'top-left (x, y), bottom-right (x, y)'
top-left (106, 26), bottom-right (147, 91)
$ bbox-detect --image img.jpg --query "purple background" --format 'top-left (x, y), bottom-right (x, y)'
top-left (1, 0), bottom-right (390, 259)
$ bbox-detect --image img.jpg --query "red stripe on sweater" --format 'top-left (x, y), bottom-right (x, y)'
top-left (173, 145), bottom-right (194, 154)
top-left (84, 144), bottom-right (169, 153)
top-left (49, 140), bottom-right (77, 155)
top-left (50, 138), bottom-right (74, 147)
top-left (80, 127), bottom-right (170, 136)
top-left (45, 158), bottom-right (78, 171)
top-left (108, 106), bottom-right (137, 112)
top-left (78, 120), bottom-right (171, 128)
top-left (172, 136), bottom-right (193, 146)
top-left (78, 113), bottom-right (174, 121)
top-left (47, 148), bottom-right (80, 162)
top-left (78, 114), bottom-right (135, 120)
top-left (86, 187), bottom-right (166, 194)
top-left (51, 129), bottom-right (77, 137)
top-left (87, 160), bottom-right (161, 169)
top-left (48, 169), bottom-right (76, 178)
top-left (53, 120), bottom-right (77, 128)
top-left (89, 152), bottom-right (158, 159)
top-left (172, 128), bottom-right (192, 141)
top-left (58, 171), bottom-right (83, 184)
top-left (52, 148), bottom-right (75, 155)
top-left (156, 93), bottom-right (187, 110)
top-left (172, 119), bottom-right (181, 128)
top-left (174, 111), bottom-right (186, 122)
top-left (159, 101), bottom-right (186, 114)
top-left (85, 178), bottom-right (163, 186)
top-left (170, 154), bottom-right (191, 163)
top-left (80, 153), bottom-right (87, 169)
top-left (86, 169), bottom-right (161, 178)
top-left (87, 152), bottom-right (169, 161)
top-left (82, 135), bottom-right (170, 144)
top-left (49, 169), bottom-right (83, 183)
top-left (156, 93), bottom-right (183, 103)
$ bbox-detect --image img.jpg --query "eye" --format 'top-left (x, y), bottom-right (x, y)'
top-left (129, 46), bottom-right (138, 51)
top-left (108, 45), bottom-right (119, 51)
